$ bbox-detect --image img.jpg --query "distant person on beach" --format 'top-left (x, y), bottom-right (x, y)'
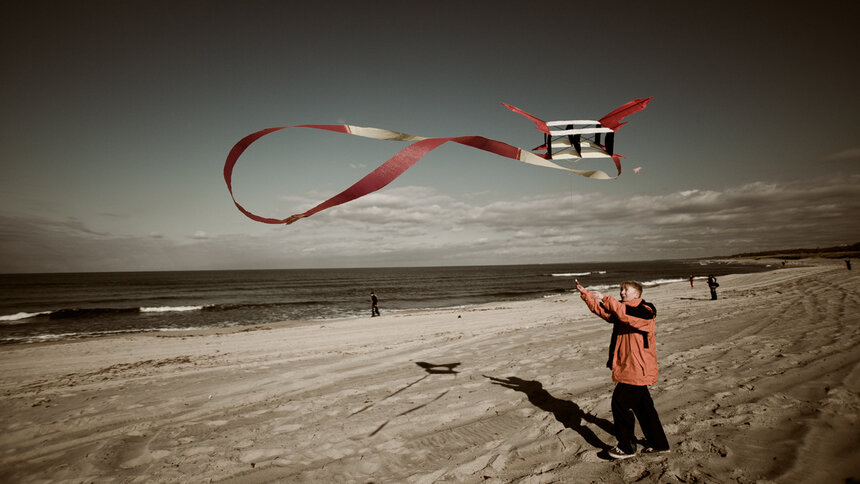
top-left (707, 275), bottom-right (719, 300)
top-left (846, 259), bottom-right (852, 270)
top-left (689, 275), bottom-right (694, 288)
top-left (370, 291), bottom-right (380, 317)
top-left (575, 279), bottom-right (670, 459)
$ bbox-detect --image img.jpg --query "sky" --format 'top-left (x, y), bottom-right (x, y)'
top-left (1, 1), bottom-right (859, 273)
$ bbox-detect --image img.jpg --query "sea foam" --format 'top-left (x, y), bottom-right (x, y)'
top-left (0, 311), bottom-right (51, 323)
top-left (140, 306), bottom-right (204, 313)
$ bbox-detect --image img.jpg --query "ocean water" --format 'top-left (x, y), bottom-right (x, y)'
top-left (0, 260), bottom-right (772, 344)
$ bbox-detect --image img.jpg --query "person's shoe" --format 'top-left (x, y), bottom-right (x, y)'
top-left (608, 446), bottom-right (636, 460)
top-left (642, 446), bottom-right (670, 454)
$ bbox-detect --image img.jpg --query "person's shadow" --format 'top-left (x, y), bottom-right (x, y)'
top-left (486, 375), bottom-right (614, 452)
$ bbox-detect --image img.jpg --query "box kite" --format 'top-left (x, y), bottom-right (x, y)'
top-left (224, 98), bottom-right (651, 225)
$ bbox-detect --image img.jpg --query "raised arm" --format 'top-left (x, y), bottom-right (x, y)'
top-left (576, 279), bottom-right (612, 321)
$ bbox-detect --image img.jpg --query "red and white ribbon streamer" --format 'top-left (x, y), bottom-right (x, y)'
top-left (224, 100), bottom-right (649, 225)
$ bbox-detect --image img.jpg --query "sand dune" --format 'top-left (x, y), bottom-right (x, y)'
top-left (1, 260), bottom-right (857, 483)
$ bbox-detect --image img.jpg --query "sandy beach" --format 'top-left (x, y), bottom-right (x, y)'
top-left (1, 260), bottom-right (857, 483)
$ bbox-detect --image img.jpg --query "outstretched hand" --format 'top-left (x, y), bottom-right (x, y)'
top-left (576, 280), bottom-right (603, 300)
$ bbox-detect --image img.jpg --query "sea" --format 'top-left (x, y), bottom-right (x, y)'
top-left (0, 260), bottom-right (773, 344)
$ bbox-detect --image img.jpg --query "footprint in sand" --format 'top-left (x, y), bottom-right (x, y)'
top-left (273, 423), bottom-right (302, 433)
top-left (120, 449), bottom-right (171, 469)
top-left (117, 434), bottom-right (171, 470)
top-left (452, 452), bottom-right (495, 479)
top-left (234, 439), bottom-right (254, 449)
top-left (182, 446), bottom-right (216, 457)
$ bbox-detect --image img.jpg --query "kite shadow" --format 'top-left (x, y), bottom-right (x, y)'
top-left (415, 361), bottom-right (461, 374)
top-left (485, 375), bottom-right (614, 452)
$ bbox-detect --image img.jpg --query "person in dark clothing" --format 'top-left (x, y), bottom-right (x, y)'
top-left (707, 275), bottom-right (719, 300)
top-left (370, 291), bottom-right (380, 317)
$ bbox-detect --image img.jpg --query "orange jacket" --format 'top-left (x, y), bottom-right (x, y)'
top-left (580, 289), bottom-right (659, 386)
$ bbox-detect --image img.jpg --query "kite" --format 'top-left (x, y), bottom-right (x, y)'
top-left (224, 98), bottom-right (651, 225)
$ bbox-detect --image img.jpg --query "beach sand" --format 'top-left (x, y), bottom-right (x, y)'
top-left (1, 260), bottom-right (858, 483)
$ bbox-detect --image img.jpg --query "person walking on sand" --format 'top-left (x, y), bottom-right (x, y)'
top-left (575, 279), bottom-right (670, 460)
top-left (707, 275), bottom-right (719, 300)
top-left (689, 275), bottom-right (694, 288)
top-left (370, 291), bottom-right (380, 317)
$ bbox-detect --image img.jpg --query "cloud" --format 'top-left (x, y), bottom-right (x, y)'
top-left (323, 186), bottom-right (474, 230)
top-left (0, 215), bottom-right (175, 273)
top-left (313, 176), bottom-right (860, 261)
top-left (823, 147), bottom-right (860, 162)
top-left (1, 176), bottom-right (858, 272)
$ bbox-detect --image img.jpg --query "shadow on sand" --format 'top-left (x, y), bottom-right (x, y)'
top-left (486, 375), bottom-right (614, 452)
top-left (415, 361), bottom-right (461, 374)
top-left (359, 362), bottom-right (461, 436)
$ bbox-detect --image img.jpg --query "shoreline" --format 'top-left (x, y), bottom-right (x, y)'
top-left (1, 259), bottom-right (786, 346)
top-left (1, 259), bottom-right (857, 482)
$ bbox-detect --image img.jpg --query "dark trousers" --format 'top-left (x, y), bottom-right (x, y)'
top-left (611, 382), bottom-right (669, 453)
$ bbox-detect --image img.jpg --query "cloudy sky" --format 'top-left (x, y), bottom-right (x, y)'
top-left (1, 1), bottom-right (858, 273)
